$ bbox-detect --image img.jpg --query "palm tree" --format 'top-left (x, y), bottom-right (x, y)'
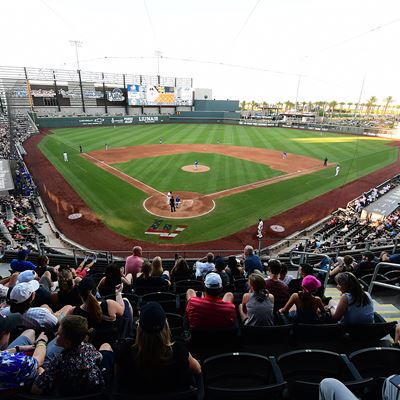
top-left (329, 101), bottom-right (338, 117)
top-left (347, 102), bottom-right (353, 112)
top-left (250, 100), bottom-right (258, 111)
top-left (383, 96), bottom-right (393, 114)
top-left (366, 96), bottom-right (377, 115)
top-left (339, 102), bottom-right (345, 113)
top-left (284, 101), bottom-right (293, 111)
top-left (240, 100), bottom-right (247, 110)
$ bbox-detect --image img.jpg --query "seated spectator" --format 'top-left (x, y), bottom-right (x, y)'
top-left (151, 256), bottom-right (170, 281)
top-left (115, 302), bottom-right (201, 395)
top-left (194, 252), bottom-right (215, 278)
top-left (31, 315), bottom-right (112, 396)
top-left (10, 249), bottom-right (36, 272)
top-left (0, 273), bottom-right (19, 302)
top-left (380, 251), bottom-right (400, 264)
top-left (15, 270), bottom-right (51, 308)
top-left (51, 267), bottom-right (82, 310)
top-left (0, 313), bottom-right (22, 350)
top-left (67, 277), bottom-right (125, 331)
top-left (239, 273), bottom-right (274, 326)
top-left (1, 281), bottom-right (58, 331)
top-left (170, 257), bottom-right (194, 283)
top-left (315, 255), bottom-right (331, 281)
top-left (329, 272), bottom-right (374, 324)
top-left (265, 259), bottom-right (290, 311)
top-left (288, 263), bottom-right (316, 294)
top-left (319, 378), bottom-right (358, 400)
top-left (186, 273), bottom-right (236, 330)
top-left (214, 257), bottom-right (232, 289)
top-left (279, 275), bottom-right (325, 323)
top-left (97, 263), bottom-right (132, 297)
top-left (329, 255), bottom-right (356, 278)
top-left (243, 245), bottom-right (263, 276)
top-left (279, 264), bottom-right (293, 285)
top-left (0, 330), bottom-right (47, 393)
top-left (74, 254), bottom-right (97, 278)
top-left (125, 246), bottom-right (143, 279)
top-left (226, 255), bottom-right (244, 279)
top-left (134, 261), bottom-right (170, 292)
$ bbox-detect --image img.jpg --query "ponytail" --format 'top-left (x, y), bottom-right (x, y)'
top-left (86, 291), bottom-right (103, 324)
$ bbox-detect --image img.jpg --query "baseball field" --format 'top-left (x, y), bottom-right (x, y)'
top-left (25, 124), bottom-right (398, 248)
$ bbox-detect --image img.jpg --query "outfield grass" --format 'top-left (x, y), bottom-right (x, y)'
top-left (112, 152), bottom-right (284, 194)
top-left (38, 124), bottom-right (398, 243)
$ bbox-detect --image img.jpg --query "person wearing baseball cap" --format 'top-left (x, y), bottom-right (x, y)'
top-left (0, 281), bottom-right (58, 331)
top-left (114, 302), bottom-right (201, 395)
top-left (185, 272), bottom-right (236, 329)
top-left (10, 249), bottom-right (37, 273)
top-left (279, 275), bottom-right (325, 323)
top-left (14, 270), bottom-right (52, 308)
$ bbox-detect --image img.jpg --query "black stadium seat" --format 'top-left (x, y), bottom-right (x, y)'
top-left (293, 322), bottom-right (345, 343)
top-left (140, 292), bottom-right (179, 313)
top-left (278, 349), bottom-right (372, 399)
top-left (112, 387), bottom-right (198, 400)
top-left (203, 352), bottom-right (286, 399)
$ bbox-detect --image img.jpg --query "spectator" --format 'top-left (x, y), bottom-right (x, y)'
top-left (243, 245), bottom-right (263, 276)
top-left (319, 378), bottom-right (358, 400)
top-left (315, 255), bottom-right (331, 281)
top-left (97, 263), bottom-right (132, 298)
top-left (31, 315), bottom-right (112, 396)
top-left (186, 273), bottom-right (236, 329)
top-left (74, 254), bottom-right (97, 279)
top-left (329, 272), bottom-right (374, 324)
top-left (279, 275), bottom-right (325, 323)
top-left (329, 255), bottom-right (356, 278)
top-left (0, 330), bottom-right (48, 393)
top-left (51, 267), bottom-right (81, 310)
top-left (125, 246), bottom-right (144, 278)
top-left (10, 249), bottom-right (36, 272)
top-left (279, 264), bottom-right (293, 285)
top-left (214, 257), bottom-right (231, 289)
top-left (288, 263), bottom-right (314, 294)
top-left (134, 261), bottom-right (170, 292)
top-left (15, 270), bottom-right (51, 308)
top-left (226, 255), bottom-right (244, 279)
top-left (354, 251), bottom-right (377, 277)
top-left (170, 257), bottom-right (193, 283)
top-left (194, 252), bottom-right (215, 278)
top-left (381, 251), bottom-right (400, 264)
top-left (0, 312), bottom-right (22, 350)
top-left (1, 281), bottom-right (58, 331)
top-left (115, 302), bottom-right (201, 395)
top-left (265, 259), bottom-right (290, 311)
top-left (151, 256), bottom-right (170, 281)
top-left (239, 273), bottom-right (274, 326)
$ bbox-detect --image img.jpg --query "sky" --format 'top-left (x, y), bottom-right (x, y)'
top-left (2, 0), bottom-right (400, 104)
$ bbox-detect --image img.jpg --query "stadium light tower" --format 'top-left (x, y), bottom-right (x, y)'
top-left (69, 40), bottom-right (83, 70)
top-left (155, 50), bottom-right (162, 75)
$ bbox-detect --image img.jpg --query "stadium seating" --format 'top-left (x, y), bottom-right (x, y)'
top-left (203, 352), bottom-right (286, 399)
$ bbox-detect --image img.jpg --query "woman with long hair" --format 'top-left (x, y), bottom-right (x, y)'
top-left (279, 275), bottom-right (325, 323)
top-left (97, 263), bottom-right (132, 298)
top-left (239, 273), bottom-right (274, 326)
top-left (115, 302), bottom-right (201, 395)
top-left (329, 272), bottom-right (374, 324)
top-left (67, 277), bottom-right (125, 329)
top-left (133, 261), bottom-right (169, 293)
top-left (151, 256), bottom-right (170, 281)
top-left (51, 268), bottom-right (81, 310)
top-left (170, 257), bottom-right (193, 283)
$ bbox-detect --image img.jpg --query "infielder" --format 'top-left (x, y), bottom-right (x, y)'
top-left (335, 164), bottom-right (340, 176)
top-left (63, 152), bottom-right (68, 162)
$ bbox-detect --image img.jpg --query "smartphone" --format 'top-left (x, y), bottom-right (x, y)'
top-left (389, 375), bottom-right (400, 389)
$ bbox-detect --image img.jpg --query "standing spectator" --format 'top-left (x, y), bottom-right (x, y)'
top-left (186, 273), bottom-right (236, 329)
top-left (194, 252), bottom-right (215, 278)
top-left (265, 260), bottom-right (290, 311)
top-left (125, 246), bottom-right (144, 278)
top-left (10, 249), bottom-right (36, 272)
top-left (114, 302), bottom-right (201, 395)
top-left (239, 273), bottom-right (274, 326)
top-left (243, 245), bottom-right (263, 276)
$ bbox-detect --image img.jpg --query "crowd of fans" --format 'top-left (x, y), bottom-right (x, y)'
top-left (0, 242), bottom-right (396, 398)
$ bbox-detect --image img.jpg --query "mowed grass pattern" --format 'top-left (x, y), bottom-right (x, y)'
top-left (112, 152), bottom-right (284, 194)
top-left (38, 124), bottom-right (398, 243)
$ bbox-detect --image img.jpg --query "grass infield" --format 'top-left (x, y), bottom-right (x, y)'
top-left (38, 124), bottom-right (398, 243)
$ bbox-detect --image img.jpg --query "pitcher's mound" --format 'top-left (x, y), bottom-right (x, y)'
top-left (143, 191), bottom-right (215, 219)
top-left (181, 165), bottom-right (210, 173)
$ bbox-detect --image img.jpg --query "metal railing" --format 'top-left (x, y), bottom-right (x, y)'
top-left (368, 262), bottom-right (400, 295)
top-left (289, 251), bottom-right (331, 289)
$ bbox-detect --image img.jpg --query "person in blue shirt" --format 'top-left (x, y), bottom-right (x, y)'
top-left (243, 245), bottom-right (263, 276)
top-left (10, 250), bottom-right (36, 272)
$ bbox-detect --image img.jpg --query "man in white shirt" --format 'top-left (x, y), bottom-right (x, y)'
top-left (194, 252), bottom-right (215, 278)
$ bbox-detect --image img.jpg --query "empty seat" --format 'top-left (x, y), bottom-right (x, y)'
top-left (112, 387), bottom-right (198, 400)
top-left (203, 352), bottom-right (286, 399)
top-left (293, 322), bottom-right (345, 342)
top-left (173, 279), bottom-right (204, 294)
top-left (278, 349), bottom-right (371, 400)
top-left (141, 292), bottom-right (178, 313)
top-left (346, 321), bottom-right (396, 343)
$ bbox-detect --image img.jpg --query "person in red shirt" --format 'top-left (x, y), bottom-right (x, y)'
top-left (185, 273), bottom-right (236, 330)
